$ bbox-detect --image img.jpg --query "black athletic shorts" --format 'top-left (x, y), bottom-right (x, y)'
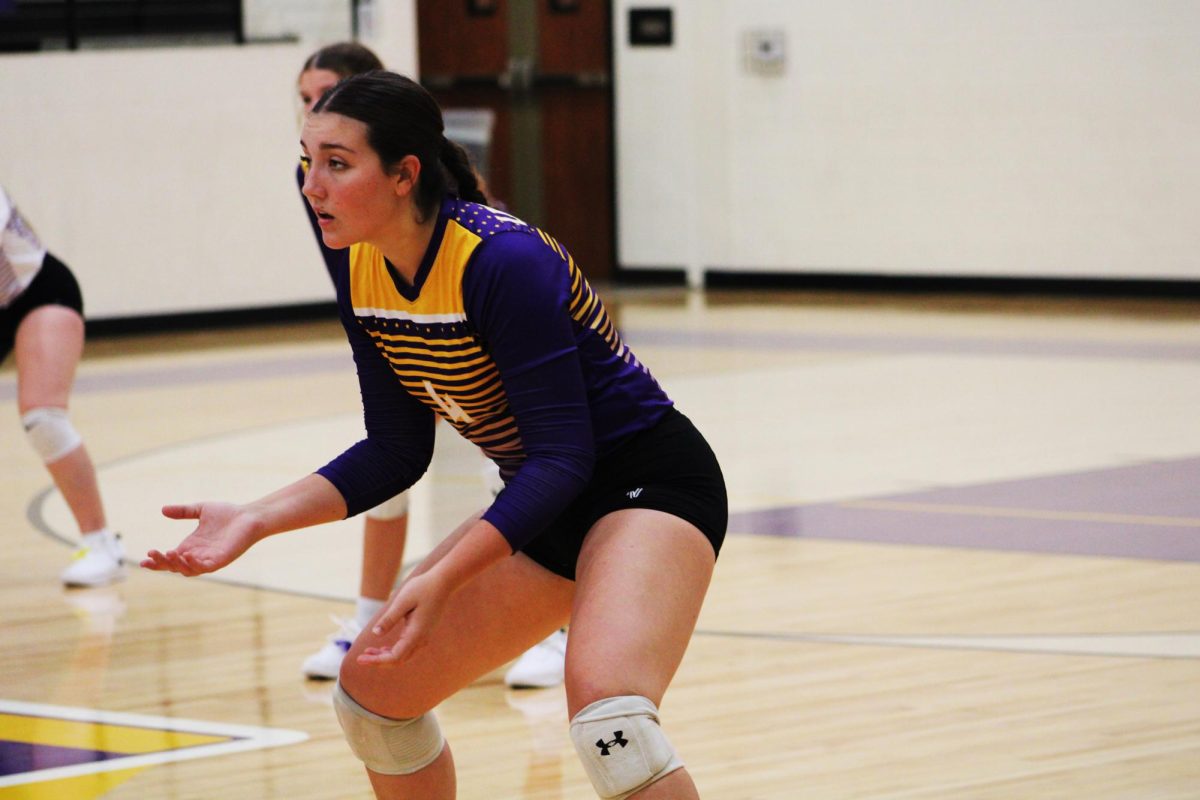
top-left (519, 408), bottom-right (727, 580)
top-left (0, 253), bottom-right (84, 362)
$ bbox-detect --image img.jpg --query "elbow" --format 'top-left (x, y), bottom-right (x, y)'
top-left (412, 444), bottom-right (435, 480)
top-left (524, 443), bottom-right (594, 495)
top-left (558, 444), bottom-right (595, 494)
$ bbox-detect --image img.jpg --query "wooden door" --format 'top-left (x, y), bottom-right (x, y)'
top-left (417, 0), bottom-right (614, 281)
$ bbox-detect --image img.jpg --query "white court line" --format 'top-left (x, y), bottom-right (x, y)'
top-left (0, 699), bottom-right (308, 788)
top-left (700, 630), bottom-right (1200, 660)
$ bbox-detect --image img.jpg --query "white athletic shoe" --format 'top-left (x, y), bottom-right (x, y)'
top-left (302, 616), bottom-right (362, 680)
top-left (60, 532), bottom-right (125, 588)
top-left (504, 629), bottom-right (568, 689)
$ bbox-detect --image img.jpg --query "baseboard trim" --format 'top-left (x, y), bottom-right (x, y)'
top-left (87, 301), bottom-right (339, 338)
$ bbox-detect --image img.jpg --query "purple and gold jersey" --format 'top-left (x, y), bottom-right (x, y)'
top-left (317, 197), bottom-right (673, 551)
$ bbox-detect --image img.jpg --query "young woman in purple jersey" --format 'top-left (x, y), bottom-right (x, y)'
top-left (1, 186), bottom-right (124, 587)
top-left (143, 71), bottom-right (726, 800)
top-left (294, 41), bottom-right (416, 682)
top-left (294, 42), bottom-right (567, 687)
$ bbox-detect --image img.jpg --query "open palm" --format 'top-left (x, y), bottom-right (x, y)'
top-left (142, 502), bottom-right (261, 576)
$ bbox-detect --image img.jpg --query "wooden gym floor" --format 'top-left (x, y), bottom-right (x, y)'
top-left (1, 287), bottom-right (1198, 799)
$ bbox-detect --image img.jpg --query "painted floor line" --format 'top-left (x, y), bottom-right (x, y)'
top-left (698, 630), bottom-right (1200, 659)
top-left (842, 499), bottom-right (1200, 528)
top-left (0, 700), bottom-right (307, 789)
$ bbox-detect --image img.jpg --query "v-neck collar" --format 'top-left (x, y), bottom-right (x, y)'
top-left (383, 197), bottom-right (455, 302)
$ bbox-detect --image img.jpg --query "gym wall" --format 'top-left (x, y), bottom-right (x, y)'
top-left (614, 1), bottom-right (1200, 286)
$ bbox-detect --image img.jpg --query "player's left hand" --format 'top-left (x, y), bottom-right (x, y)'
top-left (355, 572), bottom-right (450, 666)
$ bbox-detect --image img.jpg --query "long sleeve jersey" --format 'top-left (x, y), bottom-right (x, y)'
top-left (309, 192), bottom-right (673, 551)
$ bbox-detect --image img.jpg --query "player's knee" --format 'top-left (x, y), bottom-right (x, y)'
top-left (365, 491), bottom-right (409, 521)
top-left (332, 682), bottom-right (443, 775)
top-left (569, 695), bottom-right (684, 800)
top-left (21, 407), bottom-right (82, 463)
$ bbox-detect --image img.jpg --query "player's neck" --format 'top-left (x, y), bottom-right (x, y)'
top-left (375, 210), bottom-right (437, 284)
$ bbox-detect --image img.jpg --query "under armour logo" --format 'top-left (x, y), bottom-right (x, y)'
top-left (626, 488), bottom-right (643, 499)
top-left (595, 731), bottom-right (628, 756)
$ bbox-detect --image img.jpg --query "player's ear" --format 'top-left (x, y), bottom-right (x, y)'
top-left (393, 155), bottom-right (422, 198)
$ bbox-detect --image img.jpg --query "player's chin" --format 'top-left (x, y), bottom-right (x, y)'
top-left (320, 229), bottom-right (352, 249)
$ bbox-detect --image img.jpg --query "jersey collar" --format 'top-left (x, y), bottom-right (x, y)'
top-left (383, 196), bottom-right (456, 302)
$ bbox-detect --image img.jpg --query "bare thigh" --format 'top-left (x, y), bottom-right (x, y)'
top-left (565, 508), bottom-right (716, 717)
top-left (340, 532), bottom-right (574, 718)
top-left (14, 305), bottom-right (84, 413)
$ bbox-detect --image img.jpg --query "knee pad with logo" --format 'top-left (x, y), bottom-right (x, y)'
top-left (569, 695), bottom-right (684, 799)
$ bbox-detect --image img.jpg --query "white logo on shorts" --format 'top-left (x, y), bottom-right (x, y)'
top-left (626, 488), bottom-right (643, 499)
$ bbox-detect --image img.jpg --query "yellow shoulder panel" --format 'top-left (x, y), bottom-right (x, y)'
top-left (348, 221), bottom-right (482, 320)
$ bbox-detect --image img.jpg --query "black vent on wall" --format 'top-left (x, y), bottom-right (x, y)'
top-left (628, 7), bottom-right (672, 47)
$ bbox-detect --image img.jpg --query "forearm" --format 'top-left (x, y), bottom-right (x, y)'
top-left (245, 473), bottom-right (347, 539)
top-left (414, 519), bottom-right (511, 601)
top-left (357, 516), bottom-right (514, 663)
top-left (149, 474), bottom-right (350, 578)
top-left (406, 512), bottom-right (481, 580)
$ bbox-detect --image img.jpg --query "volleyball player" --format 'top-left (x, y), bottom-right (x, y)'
top-left (1, 185), bottom-right (123, 587)
top-left (295, 43), bottom-right (567, 687)
top-left (144, 71), bottom-right (726, 799)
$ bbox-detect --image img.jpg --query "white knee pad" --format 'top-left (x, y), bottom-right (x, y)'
top-left (569, 695), bottom-right (684, 800)
top-left (365, 491), bottom-right (409, 521)
top-left (332, 683), bottom-right (443, 775)
top-left (22, 407), bottom-right (83, 463)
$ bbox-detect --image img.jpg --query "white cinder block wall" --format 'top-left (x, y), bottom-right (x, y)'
top-left (614, 1), bottom-right (1200, 284)
top-left (1, 2), bottom-right (1195, 321)
top-left (0, 0), bottom-right (415, 320)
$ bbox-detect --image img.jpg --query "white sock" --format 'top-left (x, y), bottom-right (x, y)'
top-left (80, 529), bottom-right (112, 546)
top-left (355, 597), bottom-right (385, 627)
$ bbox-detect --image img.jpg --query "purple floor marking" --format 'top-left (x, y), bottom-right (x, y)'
top-left (0, 351), bottom-right (355, 402)
top-left (0, 739), bottom-right (126, 774)
top-left (625, 328), bottom-right (1200, 361)
top-left (1, 326), bottom-right (1196, 403)
top-left (729, 457), bottom-right (1200, 562)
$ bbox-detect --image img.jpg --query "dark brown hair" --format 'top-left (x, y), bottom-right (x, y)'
top-left (312, 71), bottom-right (487, 219)
top-left (300, 42), bottom-right (384, 80)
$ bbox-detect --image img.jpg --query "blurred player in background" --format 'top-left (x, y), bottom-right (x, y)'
top-left (1, 185), bottom-right (123, 588)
